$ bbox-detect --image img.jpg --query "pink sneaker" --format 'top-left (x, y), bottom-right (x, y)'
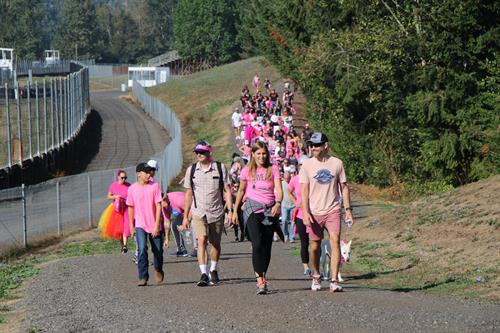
top-left (329, 280), bottom-right (343, 293)
top-left (311, 275), bottom-right (322, 291)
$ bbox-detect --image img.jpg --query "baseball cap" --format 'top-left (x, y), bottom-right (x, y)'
top-left (136, 162), bottom-right (152, 173)
top-left (307, 132), bottom-right (328, 145)
top-left (147, 159), bottom-right (158, 170)
top-left (193, 140), bottom-right (212, 154)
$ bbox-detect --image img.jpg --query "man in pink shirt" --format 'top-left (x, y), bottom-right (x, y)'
top-left (127, 162), bottom-right (164, 286)
top-left (299, 133), bottom-right (354, 293)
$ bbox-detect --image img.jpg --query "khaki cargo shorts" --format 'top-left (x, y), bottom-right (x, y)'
top-left (192, 214), bottom-right (224, 244)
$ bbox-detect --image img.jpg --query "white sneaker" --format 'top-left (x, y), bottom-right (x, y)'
top-left (329, 280), bottom-right (343, 292)
top-left (311, 276), bottom-right (322, 291)
top-left (273, 233), bottom-right (279, 242)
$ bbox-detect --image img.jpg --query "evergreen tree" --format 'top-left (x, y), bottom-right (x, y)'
top-left (173, 0), bottom-right (240, 63)
top-left (54, 0), bottom-right (100, 59)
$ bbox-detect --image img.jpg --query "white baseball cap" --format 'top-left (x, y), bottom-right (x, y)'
top-left (147, 159), bottom-right (158, 170)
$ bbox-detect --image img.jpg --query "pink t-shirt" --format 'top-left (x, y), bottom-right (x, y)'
top-left (126, 182), bottom-right (162, 233)
top-left (108, 181), bottom-right (130, 199)
top-left (287, 175), bottom-right (302, 219)
top-left (240, 165), bottom-right (280, 205)
top-left (299, 156), bottom-right (346, 215)
top-left (163, 191), bottom-right (185, 220)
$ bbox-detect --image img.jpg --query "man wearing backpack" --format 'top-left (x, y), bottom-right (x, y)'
top-left (181, 141), bottom-right (233, 286)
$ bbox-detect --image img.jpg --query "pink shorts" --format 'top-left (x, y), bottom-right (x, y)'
top-left (306, 210), bottom-right (341, 241)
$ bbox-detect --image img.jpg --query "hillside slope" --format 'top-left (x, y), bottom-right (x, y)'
top-left (346, 175), bottom-right (499, 302)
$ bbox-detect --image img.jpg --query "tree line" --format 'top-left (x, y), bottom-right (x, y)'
top-left (0, 0), bottom-right (497, 190)
top-left (0, 0), bottom-right (176, 63)
top-left (237, 0), bottom-right (499, 191)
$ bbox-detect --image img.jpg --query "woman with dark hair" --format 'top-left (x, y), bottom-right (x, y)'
top-left (233, 141), bottom-right (283, 294)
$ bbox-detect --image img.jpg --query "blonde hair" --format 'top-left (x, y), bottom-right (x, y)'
top-left (248, 141), bottom-right (272, 180)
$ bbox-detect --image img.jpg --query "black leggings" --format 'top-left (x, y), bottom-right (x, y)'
top-left (246, 213), bottom-right (276, 277)
top-left (295, 217), bottom-right (309, 264)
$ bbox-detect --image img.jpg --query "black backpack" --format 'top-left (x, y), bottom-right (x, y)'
top-left (190, 161), bottom-right (224, 208)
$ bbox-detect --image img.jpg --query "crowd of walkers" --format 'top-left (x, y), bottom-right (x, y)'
top-left (101, 75), bottom-right (354, 295)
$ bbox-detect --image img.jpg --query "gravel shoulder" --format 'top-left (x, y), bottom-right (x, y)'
top-left (21, 233), bottom-right (499, 333)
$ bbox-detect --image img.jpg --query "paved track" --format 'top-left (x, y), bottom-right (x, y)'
top-left (87, 91), bottom-right (169, 171)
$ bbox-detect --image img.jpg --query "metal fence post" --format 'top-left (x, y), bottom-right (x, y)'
top-left (35, 81), bottom-right (40, 156)
top-left (5, 83), bottom-right (12, 167)
top-left (50, 79), bottom-right (55, 148)
top-left (43, 79), bottom-right (47, 153)
top-left (27, 81), bottom-right (33, 159)
top-left (56, 181), bottom-right (61, 236)
top-left (88, 175), bottom-right (92, 227)
top-left (15, 82), bottom-right (22, 164)
top-left (22, 183), bottom-right (27, 248)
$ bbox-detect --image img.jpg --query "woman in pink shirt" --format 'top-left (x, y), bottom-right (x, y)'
top-left (287, 155), bottom-right (312, 277)
top-left (107, 170), bottom-right (131, 253)
top-left (233, 141), bottom-right (283, 295)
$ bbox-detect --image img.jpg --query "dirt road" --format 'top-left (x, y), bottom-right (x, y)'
top-left (21, 234), bottom-right (499, 332)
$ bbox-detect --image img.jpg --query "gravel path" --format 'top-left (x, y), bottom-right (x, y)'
top-left (22, 234), bottom-right (499, 333)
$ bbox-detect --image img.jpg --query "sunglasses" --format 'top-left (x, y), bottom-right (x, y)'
top-left (119, 176), bottom-right (127, 179)
top-left (195, 151), bottom-right (208, 155)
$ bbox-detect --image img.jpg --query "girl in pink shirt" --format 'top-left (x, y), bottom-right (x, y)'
top-left (233, 141), bottom-right (283, 294)
top-left (107, 170), bottom-right (131, 253)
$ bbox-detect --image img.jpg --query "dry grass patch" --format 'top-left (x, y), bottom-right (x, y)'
top-left (345, 175), bottom-right (500, 302)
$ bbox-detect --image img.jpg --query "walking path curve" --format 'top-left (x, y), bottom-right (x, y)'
top-left (87, 91), bottom-right (170, 172)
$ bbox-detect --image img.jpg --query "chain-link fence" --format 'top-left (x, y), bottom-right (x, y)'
top-left (0, 63), bottom-right (90, 169)
top-left (0, 79), bottom-right (182, 253)
top-left (132, 80), bottom-right (182, 191)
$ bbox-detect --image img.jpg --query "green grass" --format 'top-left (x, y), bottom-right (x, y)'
top-left (61, 238), bottom-right (126, 257)
top-left (0, 261), bottom-right (39, 300)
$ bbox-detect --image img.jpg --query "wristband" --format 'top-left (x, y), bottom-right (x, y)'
top-left (345, 207), bottom-right (352, 211)
top-left (276, 201), bottom-right (282, 205)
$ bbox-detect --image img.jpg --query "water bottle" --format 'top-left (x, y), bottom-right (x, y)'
top-left (345, 218), bottom-right (353, 228)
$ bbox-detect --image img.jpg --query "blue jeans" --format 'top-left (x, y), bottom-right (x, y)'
top-left (281, 205), bottom-right (295, 239)
top-left (136, 227), bottom-right (164, 281)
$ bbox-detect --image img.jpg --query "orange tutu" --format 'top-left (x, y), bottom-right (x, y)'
top-left (98, 203), bottom-right (125, 240)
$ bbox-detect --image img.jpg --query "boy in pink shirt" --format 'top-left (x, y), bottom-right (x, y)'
top-left (127, 162), bottom-right (164, 286)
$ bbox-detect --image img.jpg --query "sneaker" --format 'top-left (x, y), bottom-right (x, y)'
top-left (273, 233), bottom-right (279, 242)
top-left (190, 249), bottom-right (198, 258)
top-left (311, 276), bottom-right (322, 291)
top-left (256, 280), bottom-right (267, 295)
top-left (155, 271), bottom-right (164, 284)
top-left (303, 268), bottom-right (312, 278)
top-left (169, 250), bottom-right (188, 257)
top-left (329, 280), bottom-right (343, 293)
top-left (209, 270), bottom-right (220, 285)
top-left (137, 279), bottom-right (147, 286)
top-left (121, 245), bottom-right (128, 253)
top-left (132, 254), bottom-right (138, 265)
top-left (197, 273), bottom-right (210, 286)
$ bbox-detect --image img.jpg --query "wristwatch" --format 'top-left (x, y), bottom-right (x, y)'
top-left (345, 207), bottom-right (352, 211)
